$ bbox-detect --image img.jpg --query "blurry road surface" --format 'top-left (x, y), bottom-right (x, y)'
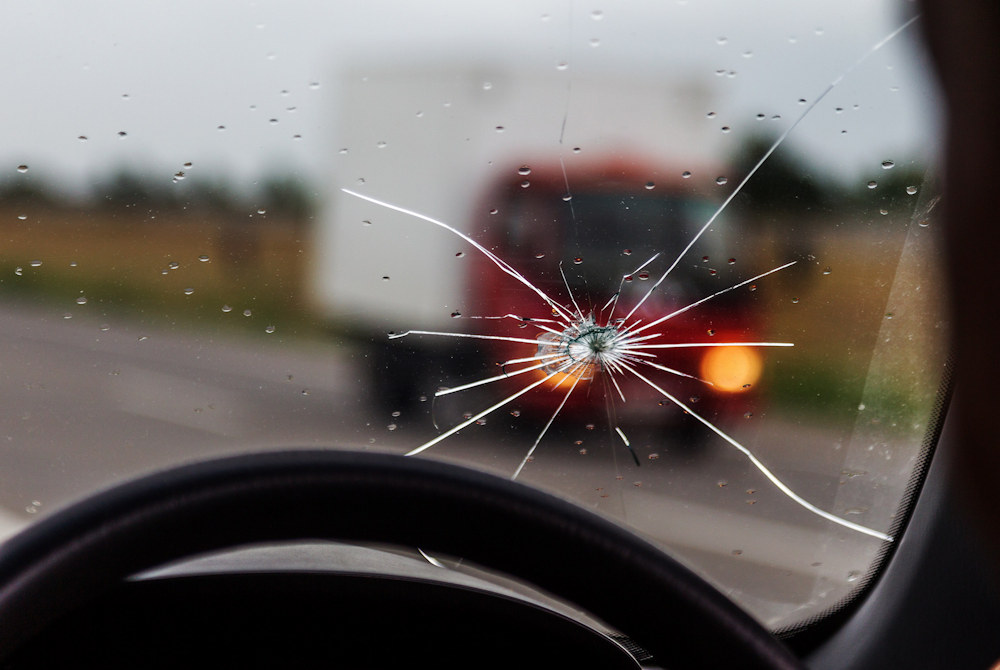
top-left (0, 300), bottom-right (880, 626)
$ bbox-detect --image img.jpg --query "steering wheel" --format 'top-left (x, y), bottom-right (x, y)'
top-left (0, 450), bottom-right (802, 669)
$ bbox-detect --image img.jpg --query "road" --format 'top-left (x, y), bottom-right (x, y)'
top-left (0, 300), bottom-right (885, 627)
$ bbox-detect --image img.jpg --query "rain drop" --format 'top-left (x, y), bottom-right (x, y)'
top-left (716, 176), bottom-right (728, 185)
top-left (243, 309), bottom-right (252, 317)
top-left (881, 160), bottom-right (895, 170)
top-left (791, 297), bottom-right (800, 304)
top-left (681, 170), bottom-right (692, 179)
top-left (520, 180), bottom-right (530, 188)
top-left (16, 165), bottom-right (28, 173)
top-left (451, 310), bottom-right (461, 318)
top-left (867, 181), bottom-right (878, 189)
top-left (572, 257), bottom-right (583, 265)
top-left (75, 296), bottom-right (87, 305)
top-left (517, 165), bottom-right (531, 175)
top-left (30, 260), bottom-right (42, 267)
top-left (265, 325), bottom-right (276, 334)
top-left (198, 254), bottom-right (210, 262)
top-left (623, 249), bottom-right (632, 255)
top-left (644, 181), bottom-right (655, 190)
top-left (906, 185), bottom-right (918, 195)
top-left (222, 305), bottom-right (233, 313)
top-left (183, 288), bottom-right (194, 296)
top-left (590, 9), bottom-right (603, 20)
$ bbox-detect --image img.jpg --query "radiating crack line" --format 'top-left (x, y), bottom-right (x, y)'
top-left (623, 15), bottom-right (921, 323)
top-left (620, 361), bottom-right (893, 542)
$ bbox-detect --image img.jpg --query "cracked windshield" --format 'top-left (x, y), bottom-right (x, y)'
top-left (0, 0), bottom-right (945, 630)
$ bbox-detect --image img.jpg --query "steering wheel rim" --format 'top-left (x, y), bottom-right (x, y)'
top-left (0, 450), bottom-right (802, 669)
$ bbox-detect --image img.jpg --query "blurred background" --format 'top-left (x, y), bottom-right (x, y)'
top-left (0, 0), bottom-right (947, 630)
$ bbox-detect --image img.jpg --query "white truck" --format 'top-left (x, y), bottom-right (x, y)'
top-left (309, 62), bottom-right (728, 408)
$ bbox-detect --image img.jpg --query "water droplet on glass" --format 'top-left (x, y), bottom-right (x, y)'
top-left (744, 411), bottom-right (753, 419)
top-left (455, 251), bottom-right (465, 258)
top-left (906, 185), bottom-right (918, 195)
top-left (217, 125), bottom-right (226, 131)
top-left (791, 297), bottom-right (800, 304)
top-left (556, 62), bottom-right (568, 71)
top-left (681, 170), bottom-right (692, 179)
top-left (561, 193), bottom-right (572, 202)
top-left (717, 480), bottom-right (728, 488)
top-left (14, 267), bottom-right (23, 276)
top-left (495, 126), bottom-right (505, 132)
top-left (376, 140), bottom-right (387, 148)
top-left (517, 165), bottom-right (531, 175)
top-left (16, 165), bottom-right (28, 173)
top-left (742, 50), bottom-right (753, 59)
top-left (847, 571), bottom-right (860, 583)
top-left (198, 255), bottom-right (210, 263)
top-left (721, 126), bottom-right (731, 133)
top-left (879, 208), bottom-right (889, 216)
top-left (387, 423), bottom-right (397, 431)
top-left (716, 176), bottom-right (728, 185)
top-left (578, 448), bottom-right (588, 455)
top-left (78, 135), bottom-right (88, 141)
top-left (716, 36), bottom-right (728, 44)
top-left (482, 81), bottom-right (493, 91)
top-left (638, 271), bottom-right (649, 280)
top-left (534, 252), bottom-right (545, 259)
top-left (30, 260), bottom-right (42, 267)
top-left (510, 409), bottom-right (521, 417)
top-left (118, 131), bottom-right (127, 138)
top-left (243, 309), bottom-right (252, 317)
top-left (488, 208), bottom-right (498, 215)
top-left (309, 82), bottom-right (320, 90)
top-left (75, 296), bottom-right (87, 305)
top-left (17, 214), bottom-right (26, 221)
top-left (589, 38), bottom-right (601, 47)
top-left (183, 288), bottom-right (194, 296)
top-left (648, 453), bottom-right (659, 461)
top-left (623, 248), bottom-right (632, 256)
top-left (881, 160), bottom-right (895, 170)
top-left (707, 328), bottom-right (716, 336)
top-left (573, 257), bottom-right (583, 265)
top-left (572, 147), bottom-right (582, 154)
top-left (590, 9), bottom-right (603, 20)
top-left (823, 267), bottom-right (832, 275)
top-left (257, 209), bottom-right (267, 215)
top-left (520, 180), bottom-right (530, 188)
top-left (866, 181), bottom-right (878, 189)
top-left (918, 219), bottom-right (930, 228)
top-left (450, 310), bottom-right (462, 319)
top-left (168, 261), bottom-right (179, 270)
top-left (644, 181), bottom-right (655, 190)
top-left (265, 325), bottom-right (275, 334)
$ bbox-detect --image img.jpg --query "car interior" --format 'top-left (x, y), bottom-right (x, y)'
top-left (0, 1), bottom-right (998, 668)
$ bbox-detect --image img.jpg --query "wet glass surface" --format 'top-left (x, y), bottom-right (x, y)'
top-left (0, 0), bottom-right (946, 629)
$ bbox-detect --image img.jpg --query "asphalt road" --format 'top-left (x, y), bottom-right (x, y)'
top-left (0, 300), bottom-right (885, 628)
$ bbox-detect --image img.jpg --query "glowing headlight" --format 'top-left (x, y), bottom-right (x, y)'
top-left (699, 346), bottom-right (763, 393)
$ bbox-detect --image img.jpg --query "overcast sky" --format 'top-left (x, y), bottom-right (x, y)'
top-left (0, 0), bottom-right (936, 196)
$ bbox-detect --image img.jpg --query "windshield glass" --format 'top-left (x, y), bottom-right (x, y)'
top-left (0, 0), bottom-right (945, 630)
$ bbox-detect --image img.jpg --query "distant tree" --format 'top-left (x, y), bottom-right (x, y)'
top-left (256, 174), bottom-right (315, 220)
top-left (96, 169), bottom-right (177, 212)
top-left (730, 135), bottom-right (829, 215)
